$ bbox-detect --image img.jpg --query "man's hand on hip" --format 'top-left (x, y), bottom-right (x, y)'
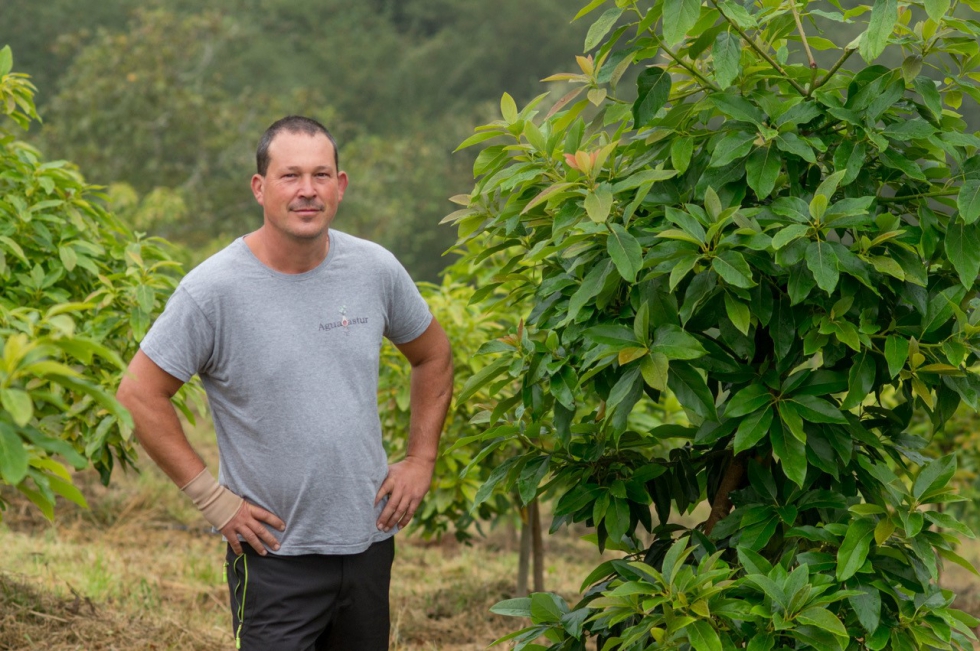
top-left (375, 456), bottom-right (435, 533)
top-left (220, 501), bottom-right (286, 556)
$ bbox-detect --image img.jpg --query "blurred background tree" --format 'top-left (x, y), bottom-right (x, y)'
top-left (0, 0), bottom-right (589, 281)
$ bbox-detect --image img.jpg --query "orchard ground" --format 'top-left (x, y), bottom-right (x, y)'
top-left (2, 420), bottom-right (980, 650)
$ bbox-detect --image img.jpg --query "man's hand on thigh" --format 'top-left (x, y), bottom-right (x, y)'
top-left (221, 501), bottom-right (286, 555)
top-left (374, 457), bottom-right (435, 532)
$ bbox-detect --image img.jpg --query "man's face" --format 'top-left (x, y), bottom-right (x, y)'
top-left (251, 131), bottom-right (348, 241)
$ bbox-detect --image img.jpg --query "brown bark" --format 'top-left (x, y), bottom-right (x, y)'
top-left (703, 452), bottom-right (747, 535)
top-left (531, 498), bottom-right (545, 592)
top-left (516, 506), bottom-right (531, 597)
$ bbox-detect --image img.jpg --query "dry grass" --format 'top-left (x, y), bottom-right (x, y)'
top-left (0, 421), bottom-right (605, 651)
top-left (3, 420), bottom-right (980, 649)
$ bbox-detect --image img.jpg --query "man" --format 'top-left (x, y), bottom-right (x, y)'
top-left (116, 115), bottom-right (453, 651)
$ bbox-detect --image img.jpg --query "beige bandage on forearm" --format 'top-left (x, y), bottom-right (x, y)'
top-left (180, 468), bottom-right (244, 529)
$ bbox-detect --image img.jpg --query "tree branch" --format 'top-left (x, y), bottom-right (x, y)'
top-left (659, 40), bottom-right (720, 92)
top-left (704, 451), bottom-right (747, 535)
top-left (810, 48), bottom-right (855, 95)
top-left (789, 0), bottom-right (817, 87)
top-left (878, 189), bottom-right (959, 203)
top-left (709, 0), bottom-right (808, 96)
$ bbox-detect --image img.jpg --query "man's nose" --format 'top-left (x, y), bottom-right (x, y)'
top-left (298, 175), bottom-right (316, 196)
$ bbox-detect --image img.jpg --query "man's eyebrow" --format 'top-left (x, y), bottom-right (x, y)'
top-left (281, 165), bottom-right (333, 172)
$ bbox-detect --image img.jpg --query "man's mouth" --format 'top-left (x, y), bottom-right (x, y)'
top-left (291, 205), bottom-right (324, 213)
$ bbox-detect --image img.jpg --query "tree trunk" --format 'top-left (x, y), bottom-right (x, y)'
top-left (516, 506), bottom-right (531, 597)
top-left (704, 452), bottom-right (747, 535)
top-left (531, 498), bottom-right (545, 592)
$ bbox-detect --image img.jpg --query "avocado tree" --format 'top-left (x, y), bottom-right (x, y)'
top-left (447, 0), bottom-right (980, 648)
top-left (0, 46), bottom-right (188, 520)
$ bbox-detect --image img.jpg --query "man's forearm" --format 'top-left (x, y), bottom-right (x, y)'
top-left (405, 352), bottom-right (453, 462)
top-left (117, 382), bottom-right (205, 487)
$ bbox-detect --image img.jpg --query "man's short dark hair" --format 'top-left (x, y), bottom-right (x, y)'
top-left (256, 116), bottom-right (339, 176)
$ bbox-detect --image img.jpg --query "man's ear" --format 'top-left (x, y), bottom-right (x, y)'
top-left (251, 174), bottom-right (265, 205)
top-left (337, 170), bottom-right (349, 200)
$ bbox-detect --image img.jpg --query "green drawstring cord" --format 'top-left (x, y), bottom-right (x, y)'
top-left (229, 553), bottom-right (248, 650)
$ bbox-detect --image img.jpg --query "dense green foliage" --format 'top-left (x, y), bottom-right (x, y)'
top-left (0, 48), bottom-right (189, 520)
top-left (449, 0), bottom-right (980, 649)
top-left (379, 274), bottom-right (521, 540)
top-left (0, 0), bottom-right (588, 281)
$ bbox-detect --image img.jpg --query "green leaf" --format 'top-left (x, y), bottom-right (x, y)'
top-left (841, 352), bottom-right (875, 410)
top-left (632, 67), bottom-right (672, 127)
top-left (775, 133), bottom-right (816, 163)
top-left (586, 187), bottom-right (614, 223)
top-left (458, 357), bottom-right (511, 403)
top-left (607, 224), bottom-right (643, 282)
top-left (945, 221), bottom-right (980, 288)
top-left (848, 584), bottom-right (882, 633)
top-left (710, 93), bottom-right (765, 126)
top-left (59, 245), bottom-right (78, 272)
top-left (1, 388), bottom-right (34, 427)
top-left (585, 8), bottom-right (624, 51)
top-left (713, 31), bottom-right (740, 89)
top-left (724, 293), bottom-right (751, 335)
top-left (797, 608), bottom-right (848, 637)
top-left (806, 241), bottom-right (839, 294)
top-left (923, 285), bottom-right (966, 333)
top-left (663, 0), bottom-right (702, 46)
top-left (746, 145), bottom-right (781, 199)
top-left (734, 407), bottom-right (774, 453)
top-left (772, 224), bottom-right (809, 250)
top-left (0, 423), bottom-right (29, 485)
top-left (0, 46), bottom-right (12, 77)
top-left (671, 137), bottom-right (695, 174)
top-left (878, 149), bottom-right (926, 181)
top-left (136, 284), bottom-right (156, 314)
top-left (747, 633), bottom-right (775, 651)
top-left (518, 456), bottom-right (551, 505)
top-left (500, 93), bottom-right (518, 123)
top-left (712, 250), bottom-right (755, 288)
top-left (491, 597), bottom-right (532, 617)
top-left (566, 261), bottom-right (614, 324)
top-left (924, 0), bottom-right (951, 22)
top-left (958, 179), bottom-right (980, 224)
top-left (530, 592), bottom-right (567, 623)
top-left (744, 574), bottom-right (788, 609)
top-left (668, 362), bottom-right (718, 420)
top-left (937, 548), bottom-right (980, 577)
top-left (574, 0), bottom-right (608, 21)
top-left (837, 518), bottom-right (876, 581)
top-left (455, 130), bottom-right (504, 152)
top-left (727, 384), bottom-right (772, 418)
top-left (791, 395), bottom-right (847, 423)
top-left (884, 336), bottom-right (908, 378)
top-left (687, 620), bottom-right (722, 651)
top-left (860, 0), bottom-right (897, 62)
top-left (771, 418), bottom-right (807, 487)
top-left (612, 169), bottom-right (679, 193)
top-left (912, 455), bottom-right (955, 501)
top-left (641, 352), bottom-right (670, 390)
top-left (651, 324), bottom-right (706, 360)
top-left (709, 131), bottom-right (756, 167)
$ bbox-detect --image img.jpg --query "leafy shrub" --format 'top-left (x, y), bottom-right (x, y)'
top-left (0, 46), bottom-right (186, 519)
top-left (448, 0), bottom-right (980, 648)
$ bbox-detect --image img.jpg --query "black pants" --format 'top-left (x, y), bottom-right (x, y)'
top-left (225, 538), bottom-right (395, 651)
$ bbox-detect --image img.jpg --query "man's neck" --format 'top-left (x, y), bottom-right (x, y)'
top-left (244, 226), bottom-right (330, 274)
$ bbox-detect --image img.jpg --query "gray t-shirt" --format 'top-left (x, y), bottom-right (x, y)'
top-left (141, 231), bottom-right (433, 555)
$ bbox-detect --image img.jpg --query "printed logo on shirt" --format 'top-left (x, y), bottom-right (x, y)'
top-left (319, 305), bottom-right (368, 335)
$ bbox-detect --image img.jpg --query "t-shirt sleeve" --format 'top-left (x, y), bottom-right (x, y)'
top-left (140, 285), bottom-right (215, 383)
top-left (384, 258), bottom-right (433, 344)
